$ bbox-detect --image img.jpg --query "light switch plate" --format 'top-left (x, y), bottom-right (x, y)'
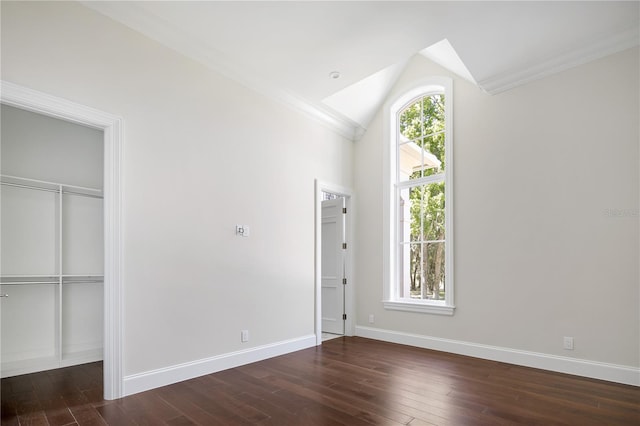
top-left (236, 225), bottom-right (250, 237)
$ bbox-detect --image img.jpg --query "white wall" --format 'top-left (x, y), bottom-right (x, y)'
top-left (355, 49), bottom-right (639, 373)
top-left (1, 0), bottom-right (353, 381)
top-left (1, 104), bottom-right (104, 188)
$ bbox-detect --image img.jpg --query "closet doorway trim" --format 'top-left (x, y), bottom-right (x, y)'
top-left (1, 81), bottom-right (124, 400)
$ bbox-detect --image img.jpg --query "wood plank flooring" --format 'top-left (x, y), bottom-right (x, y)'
top-left (2, 337), bottom-right (639, 425)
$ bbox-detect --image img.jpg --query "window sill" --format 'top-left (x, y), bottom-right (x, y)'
top-left (383, 300), bottom-right (455, 316)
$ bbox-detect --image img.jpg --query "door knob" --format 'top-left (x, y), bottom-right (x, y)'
top-left (0, 294), bottom-right (8, 298)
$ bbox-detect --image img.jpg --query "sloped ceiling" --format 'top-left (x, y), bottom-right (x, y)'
top-left (82, 1), bottom-right (639, 140)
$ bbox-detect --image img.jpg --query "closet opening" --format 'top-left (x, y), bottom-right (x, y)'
top-left (1, 105), bottom-right (105, 379)
top-left (1, 81), bottom-right (123, 400)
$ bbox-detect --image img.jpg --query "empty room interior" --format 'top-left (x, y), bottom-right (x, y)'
top-left (1, 1), bottom-right (639, 425)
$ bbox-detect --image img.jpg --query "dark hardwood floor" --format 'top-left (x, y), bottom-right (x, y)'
top-left (2, 337), bottom-right (639, 425)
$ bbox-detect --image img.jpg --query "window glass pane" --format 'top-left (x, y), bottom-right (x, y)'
top-left (398, 94), bottom-right (445, 181)
top-left (399, 101), bottom-right (421, 139)
top-left (398, 244), bottom-right (412, 298)
top-left (410, 243), bottom-right (424, 299)
top-left (422, 94), bottom-right (445, 174)
top-left (422, 182), bottom-right (445, 241)
top-left (400, 183), bottom-right (445, 243)
top-left (400, 242), bottom-right (446, 301)
top-left (421, 95), bottom-right (445, 136)
top-left (424, 241), bottom-right (445, 300)
top-left (399, 186), bottom-right (424, 243)
top-left (398, 181), bottom-right (446, 301)
top-left (406, 182), bottom-right (445, 242)
top-left (398, 140), bottom-right (423, 181)
top-left (398, 99), bottom-right (423, 182)
top-left (421, 131), bottom-right (444, 175)
top-left (398, 242), bottom-right (423, 299)
top-left (398, 187), bottom-right (410, 244)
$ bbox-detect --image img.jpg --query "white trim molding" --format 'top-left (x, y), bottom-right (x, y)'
top-left (80, 1), bottom-right (363, 141)
top-left (382, 300), bottom-right (454, 316)
top-left (123, 334), bottom-right (316, 397)
top-left (383, 77), bottom-right (455, 314)
top-left (356, 326), bottom-right (640, 387)
top-left (1, 81), bottom-right (125, 400)
top-left (477, 26), bottom-right (640, 95)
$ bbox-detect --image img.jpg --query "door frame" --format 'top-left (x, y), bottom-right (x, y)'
top-left (1, 81), bottom-right (124, 400)
top-left (320, 196), bottom-right (346, 335)
top-left (314, 179), bottom-right (353, 345)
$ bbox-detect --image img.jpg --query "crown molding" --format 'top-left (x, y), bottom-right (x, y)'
top-left (81, 1), bottom-right (638, 123)
top-left (478, 25), bottom-right (640, 95)
top-left (81, 1), bottom-right (362, 141)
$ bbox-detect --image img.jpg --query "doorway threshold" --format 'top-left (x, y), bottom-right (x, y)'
top-left (321, 332), bottom-right (343, 342)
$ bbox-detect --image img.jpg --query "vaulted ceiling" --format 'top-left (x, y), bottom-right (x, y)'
top-left (82, 1), bottom-right (639, 140)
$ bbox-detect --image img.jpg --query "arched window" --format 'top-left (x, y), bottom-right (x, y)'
top-left (384, 77), bottom-right (454, 315)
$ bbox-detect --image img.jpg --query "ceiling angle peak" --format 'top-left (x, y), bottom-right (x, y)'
top-left (419, 39), bottom-right (476, 84)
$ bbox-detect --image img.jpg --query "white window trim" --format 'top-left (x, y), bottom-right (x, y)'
top-left (382, 77), bottom-right (455, 315)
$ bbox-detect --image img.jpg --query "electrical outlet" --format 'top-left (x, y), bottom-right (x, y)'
top-left (368, 314), bottom-right (375, 324)
top-left (563, 336), bottom-right (574, 350)
top-left (241, 330), bottom-right (249, 342)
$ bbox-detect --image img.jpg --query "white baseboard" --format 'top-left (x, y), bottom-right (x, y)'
top-left (355, 326), bottom-right (639, 386)
top-left (61, 348), bottom-right (103, 368)
top-left (1, 356), bottom-right (59, 378)
top-left (123, 334), bottom-right (317, 397)
top-left (1, 349), bottom-right (103, 379)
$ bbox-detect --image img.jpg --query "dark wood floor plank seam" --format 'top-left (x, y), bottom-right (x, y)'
top-left (3, 337), bottom-right (639, 426)
top-left (260, 367), bottom-right (423, 425)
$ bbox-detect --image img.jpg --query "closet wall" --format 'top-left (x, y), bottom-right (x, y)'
top-left (1, 104), bottom-right (104, 378)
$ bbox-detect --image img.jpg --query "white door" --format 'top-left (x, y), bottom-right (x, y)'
top-left (321, 197), bottom-right (346, 335)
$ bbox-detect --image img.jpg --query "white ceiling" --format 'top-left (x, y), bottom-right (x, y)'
top-left (82, 1), bottom-right (639, 140)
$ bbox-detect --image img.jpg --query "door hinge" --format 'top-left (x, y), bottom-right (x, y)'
top-left (342, 242), bottom-right (347, 250)
top-left (342, 207), bottom-right (347, 214)
top-left (342, 278), bottom-right (347, 285)
top-left (342, 314), bottom-right (347, 320)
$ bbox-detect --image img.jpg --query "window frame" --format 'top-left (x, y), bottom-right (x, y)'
top-left (383, 77), bottom-right (455, 315)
